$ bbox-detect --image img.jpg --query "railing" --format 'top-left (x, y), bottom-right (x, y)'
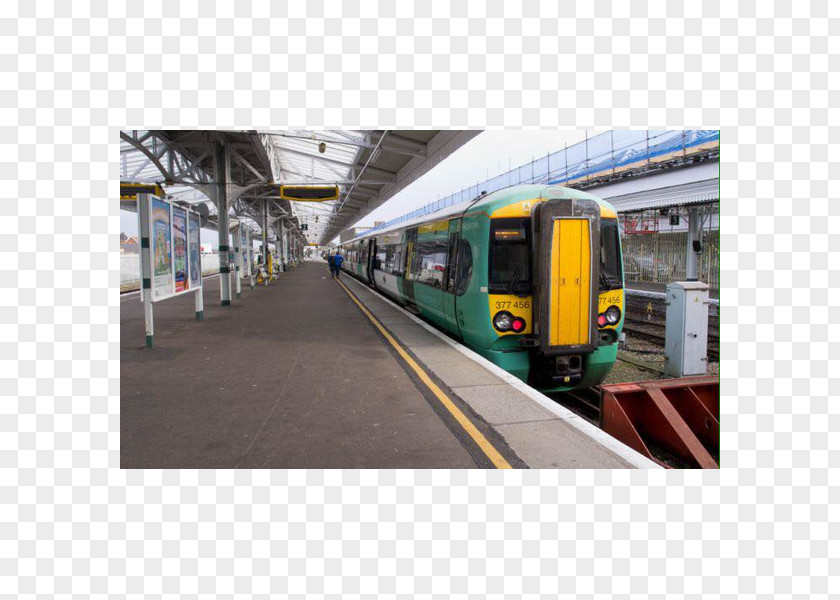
top-left (365, 130), bottom-right (719, 235)
top-left (620, 203), bottom-right (720, 290)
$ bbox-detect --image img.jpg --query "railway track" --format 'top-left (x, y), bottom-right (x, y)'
top-left (550, 387), bottom-right (602, 426)
top-left (623, 317), bottom-right (719, 361)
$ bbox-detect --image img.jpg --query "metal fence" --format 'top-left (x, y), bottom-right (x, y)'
top-left (366, 130), bottom-right (720, 235)
top-left (120, 253), bottom-right (221, 292)
top-left (620, 204), bottom-right (719, 290)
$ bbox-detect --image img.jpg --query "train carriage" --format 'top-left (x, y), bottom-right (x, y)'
top-left (338, 184), bottom-right (624, 392)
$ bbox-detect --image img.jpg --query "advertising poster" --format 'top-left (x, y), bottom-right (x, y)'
top-left (173, 206), bottom-right (188, 293)
top-left (151, 197), bottom-right (173, 300)
top-left (189, 211), bottom-right (201, 288)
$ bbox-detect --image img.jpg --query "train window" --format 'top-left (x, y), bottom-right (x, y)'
top-left (383, 245), bottom-right (396, 272)
top-left (600, 219), bottom-right (623, 290)
top-left (416, 240), bottom-right (448, 288)
top-left (374, 244), bottom-right (387, 270)
top-left (391, 244), bottom-right (405, 276)
top-left (489, 218), bottom-right (531, 295)
top-left (454, 239), bottom-right (472, 296)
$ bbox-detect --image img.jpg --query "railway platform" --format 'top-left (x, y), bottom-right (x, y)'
top-left (121, 262), bottom-right (656, 469)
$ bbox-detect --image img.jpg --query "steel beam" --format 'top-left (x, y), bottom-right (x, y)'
top-left (274, 146), bottom-right (397, 181)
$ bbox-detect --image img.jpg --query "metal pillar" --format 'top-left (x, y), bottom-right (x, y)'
top-left (274, 221), bottom-right (282, 273)
top-left (233, 225), bottom-right (242, 300)
top-left (194, 282), bottom-right (204, 320)
top-left (282, 222), bottom-right (289, 270)
top-left (216, 143), bottom-right (232, 305)
top-left (262, 199), bottom-right (270, 285)
top-left (138, 194), bottom-right (155, 348)
top-left (686, 206), bottom-right (702, 281)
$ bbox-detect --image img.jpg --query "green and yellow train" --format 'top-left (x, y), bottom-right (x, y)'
top-left (338, 184), bottom-right (625, 391)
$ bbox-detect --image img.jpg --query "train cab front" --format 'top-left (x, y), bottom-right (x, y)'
top-left (527, 193), bottom-right (624, 391)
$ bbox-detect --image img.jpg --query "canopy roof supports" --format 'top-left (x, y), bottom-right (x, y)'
top-left (121, 129), bottom-right (480, 248)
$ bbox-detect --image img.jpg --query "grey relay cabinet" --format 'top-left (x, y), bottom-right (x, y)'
top-left (664, 281), bottom-right (710, 377)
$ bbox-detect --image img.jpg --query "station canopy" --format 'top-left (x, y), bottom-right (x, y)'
top-left (120, 129), bottom-right (480, 246)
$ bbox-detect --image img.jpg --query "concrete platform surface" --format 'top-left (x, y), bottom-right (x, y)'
top-left (121, 261), bottom-right (652, 469)
top-left (340, 275), bottom-right (650, 469)
top-left (121, 266), bottom-right (475, 468)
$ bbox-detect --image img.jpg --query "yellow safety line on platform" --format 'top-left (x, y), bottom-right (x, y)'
top-left (334, 275), bottom-right (513, 469)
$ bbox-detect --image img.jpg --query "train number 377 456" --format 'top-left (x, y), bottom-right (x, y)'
top-left (494, 300), bottom-right (531, 310)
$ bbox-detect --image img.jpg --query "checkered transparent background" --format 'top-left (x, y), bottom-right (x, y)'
top-left (1, 0), bottom-right (835, 597)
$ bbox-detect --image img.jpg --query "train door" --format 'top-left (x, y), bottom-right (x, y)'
top-left (442, 219), bottom-right (462, 335)
top-left (403, 228), bottom-right (417, 305)
top-left (532, 198), bottom-right (600, 356)
top-left (366, 238), bottom-right (376, 283)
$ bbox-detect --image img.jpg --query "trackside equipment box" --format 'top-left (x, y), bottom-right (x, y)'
top-left (664, 281), bottom-right (710, 377)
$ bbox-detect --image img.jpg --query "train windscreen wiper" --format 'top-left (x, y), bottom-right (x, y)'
top-left (600, 271), bottom-right (621, 290)
top-left (507, 257), bottom-right (529, 295)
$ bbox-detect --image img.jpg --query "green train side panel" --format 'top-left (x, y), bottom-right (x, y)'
top-left (444, 210), bottom-right (530, 380)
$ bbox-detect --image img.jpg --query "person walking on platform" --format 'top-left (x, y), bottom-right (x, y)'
top-left (332, 251), bottom-right (344, 279)
top-left (327, 252), bottom-right (335, 277)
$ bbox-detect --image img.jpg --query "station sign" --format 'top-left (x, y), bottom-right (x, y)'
top-left (279, 185), bottom-right (340, 202)
top-left (121, 182), bottom-right (164, 200)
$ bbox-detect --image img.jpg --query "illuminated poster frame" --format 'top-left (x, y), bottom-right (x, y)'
top-left (150, 197), bottom-right (174, 300)
top-left (141, 195), bottom-right (203, 303)
top-left (172, 206), bottom-right (189, 293)
top-left (188, 211), bottom-right (202, 288)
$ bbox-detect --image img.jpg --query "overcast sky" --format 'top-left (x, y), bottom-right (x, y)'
top-left (350, 129), bottom-right (592, 232)
top-left (121, 130), bottom-right (593, 246)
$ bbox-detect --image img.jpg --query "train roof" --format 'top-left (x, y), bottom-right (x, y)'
top-left (340, 184), bottom-right (613, 245)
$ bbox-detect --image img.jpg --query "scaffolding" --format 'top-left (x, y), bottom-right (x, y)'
top-left (366, 130), bottom-right (720, 235)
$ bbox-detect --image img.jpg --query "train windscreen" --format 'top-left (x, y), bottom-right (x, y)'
top-left (489, 218), bottom-right (531, 295)
top-left (600, 219), bottom-right (623, 290)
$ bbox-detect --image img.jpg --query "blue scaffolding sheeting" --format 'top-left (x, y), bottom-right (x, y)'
top-left (366, 130), bottom-right (719, 235)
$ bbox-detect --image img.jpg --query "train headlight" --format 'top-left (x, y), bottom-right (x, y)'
top-left (605, 305), bottom-right (621, 325)
top-left (493, 311), bottom-right (513, 332)
top-left (597, 313), bottom-right (607, 328)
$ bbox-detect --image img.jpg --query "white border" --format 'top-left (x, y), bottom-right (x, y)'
top-left (342, 275), bottom-right (662, 470)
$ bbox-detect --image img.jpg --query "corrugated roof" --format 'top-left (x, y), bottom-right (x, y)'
top-left (602, 179), bottom-right (719, 213)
